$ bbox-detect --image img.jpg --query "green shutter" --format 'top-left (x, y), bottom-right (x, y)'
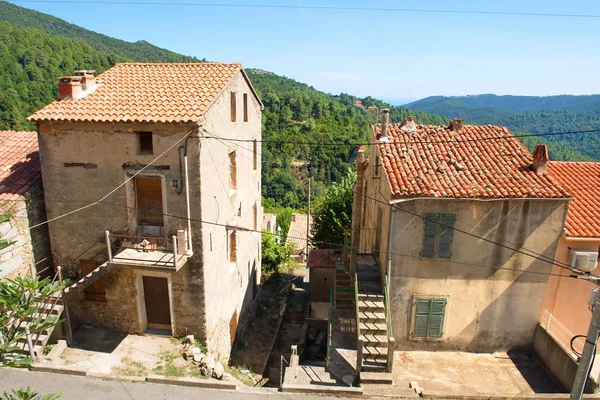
top-left (428, 299), bottom-right (446, 337)
top-left (414, 299), bottom-right (431, 337)
top-left (437, 214), bottom-right (455, 259)
top-left (421, 214), bottom-right (439, 258)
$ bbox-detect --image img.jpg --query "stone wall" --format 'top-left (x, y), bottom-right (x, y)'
top-left (0, 200), bottom-right (33, 280)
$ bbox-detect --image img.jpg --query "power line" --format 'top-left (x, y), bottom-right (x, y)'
top-left (201, 128), bottom-right (600, 147)
top-left (10, 0), bottom-right (600, 19)
top-left (27, 130), bottom-right (193, 231)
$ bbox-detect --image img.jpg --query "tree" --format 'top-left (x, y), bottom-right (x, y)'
top-left (310, 169), bottom-right (355, 249)
top-left (1, 387), bottom-right (61, 400)
top-left (0, 275), bottom-right (67, 367)
top-left (261, 231), bottom-right (296, 274)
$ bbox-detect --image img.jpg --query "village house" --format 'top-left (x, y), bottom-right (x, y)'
top-left (0, 130), bottom-right (53, 281)
top-left (347, 111), bottom-right (571, 380)
top-left (536, 161), bottom-right (600, 392)
top-left (287, 213), bottom-right (312, 262)
top-left (27, 62), bottom-right (263, 360)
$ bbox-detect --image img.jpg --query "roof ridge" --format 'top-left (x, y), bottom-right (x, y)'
top-left (549, 160), bottom-right (600, 165)
top-left (115, 62), bottom-right (242, 66)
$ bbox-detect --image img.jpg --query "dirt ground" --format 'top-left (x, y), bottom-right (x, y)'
top-left (392, 350), bottom-right (562, 396)
top-left (48, 325), bottom-right (197, 378)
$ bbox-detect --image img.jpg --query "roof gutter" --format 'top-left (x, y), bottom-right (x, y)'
top-left (564, 236), bottom-right (600, 242)
top-left (389, 196), bottom-right (574, 204)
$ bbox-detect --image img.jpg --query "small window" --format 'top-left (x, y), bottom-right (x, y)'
top-left (374, 153), bottom-right (380, 176)
top-left (229, 151), bottom-right (237, 191)
top-left (414, 298), bottom-right (447, 338)
top-left (253, 139), bottom-right (257, 170)
top-left (231, 92), bottom-right (237, 122)
top-left (229, 230), bottom-right (237, 263)
top-left (243, 93), bottom-right (248, 122)
top-left (253, 203), bottom-right (258, 231)
top-left (138, 132), bottom-right (153, 155)
top-left (421, 214), bottom-right (455, 259)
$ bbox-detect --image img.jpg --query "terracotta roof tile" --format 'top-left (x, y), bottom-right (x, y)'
top-left (287, 214), bottom-right (313, 254)
top-left (373, 123), bottom-right (569, 200)
top-left (0, 131), bottom-right (40, 201)
top-left (547, 162), bottom-right (600, 238)
top-left (27, 62), bottom-right (243, 123)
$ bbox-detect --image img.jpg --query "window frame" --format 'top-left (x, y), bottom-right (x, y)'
top-left (137, 131), bottom-right (153, 155)
top-left (230, 92), bottom-right (237, 122)
top-left (243, 93), bottom-right (249, 122)
top-left (229, 150), bottom-right (237, 193)
top-left (421, 213), bottom-right (456, 259)
top-left (412, 297), bottom-right (448, 339)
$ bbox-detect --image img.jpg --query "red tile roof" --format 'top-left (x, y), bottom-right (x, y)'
top-left (547, 162), bottom-right (600, 238)
top-left (28, 62), bottom-right (256, 124)
top-left (0, 131), bottom-right (40, 201)
top-left (373, 123), bottom-right (569, 199)
top-left (307, 249), bottom-right (343, 268)
top-left (287, 214), bottom-right (313, 254)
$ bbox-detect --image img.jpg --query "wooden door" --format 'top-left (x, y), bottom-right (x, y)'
top-left (142, 276), bottom-right (171, 331)
top-left (136, 177), bottom-right (163, 225)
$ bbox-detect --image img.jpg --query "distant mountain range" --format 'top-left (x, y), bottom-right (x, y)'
top-left (405, 94), bottom-right (600, 161)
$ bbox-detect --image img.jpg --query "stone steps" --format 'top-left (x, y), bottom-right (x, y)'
top-left (360, 372), bottom-right (393, 384)
top-left (361, 359), bottom-right (388, 372)
top-left (360, 333), bottom-right (388, 347)
top-left (64, 263), bottom-right (108, 295)
top-left (360, 321), bottom-right (387, 333)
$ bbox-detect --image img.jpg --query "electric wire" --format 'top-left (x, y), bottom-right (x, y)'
top-left (10, 0), bottom-right (600, 19)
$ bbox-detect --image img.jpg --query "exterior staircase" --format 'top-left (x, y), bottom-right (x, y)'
top-left (14, 296), bottom-right (65, 359)
top-left (63, 262), bottom-right (109, 295)
top-left (354, 255), bottom-right (395, 385)
top-left (334, 263), bottom-right (353, 309)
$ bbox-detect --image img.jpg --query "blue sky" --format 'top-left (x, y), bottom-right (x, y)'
top-left (9, 0), bottom-right (600, 104)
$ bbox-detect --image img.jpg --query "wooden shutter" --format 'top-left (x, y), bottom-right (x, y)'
top-left (414, 299), bottom-right (431, 337)
top-left (427, 299), bottom-right (446, 338)
top-left (421, 214), bottom-right (439, 258)
top-left (437, 214), bottom-right (455, 259)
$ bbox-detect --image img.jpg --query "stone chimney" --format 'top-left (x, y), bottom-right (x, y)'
top-left (378, 108), bottom-right (390, 142)
top-left (59, 70), bottom-right (99, 100)
top-left (449, 118), bottom-right (465, 131)
top-left (531, 144), bottom-right (549, 175)
top-left (400, 116), bottom-right (417, 133)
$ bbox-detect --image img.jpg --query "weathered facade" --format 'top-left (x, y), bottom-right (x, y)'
top-left (0, 130), bottom-right (53, 281)
top-left (28, 63), bottom-right (263, 360)
top-left (352, 113), bottom-right (571, 352)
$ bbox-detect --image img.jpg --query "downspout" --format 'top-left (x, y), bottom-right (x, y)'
top-left (386, 208), bottom-right (396, 290)
top-left (184, 143), bottom-right (193, 255)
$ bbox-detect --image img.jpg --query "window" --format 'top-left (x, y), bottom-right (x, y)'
top-left (421, 214), bottom-right (455, 259)
top-left (414, 298), bottom-right (447, 338)
top-left (229, 151), bottom-right (237, 191)
top-left (253, 203), bottom-right (258, 231)
top-left (229, 230), bottom-right (237, 263)
top-left (253, 139), bottom-right (257, 171)
top-left (361, 182), bottom-right (368, 227)
top-left (374, 153), bottom-right (380, 176)
top-left (230, 92), bottom-right (237, 122)
top-left (243, 93), bottom-right (248, 122)
top-left (138, 132), bottom-right (153, 155)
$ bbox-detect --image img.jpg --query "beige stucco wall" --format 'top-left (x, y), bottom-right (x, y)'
top-left (540, 236), bottom-right (599, 347)
top-left (36, 69), bottom-right (262, 361)
top-left (309, 267), bottom-right (335, 303)
top-left (388, 198), bottom-right (568, 352)
top-left (198, 70), bottom-right (262, 360)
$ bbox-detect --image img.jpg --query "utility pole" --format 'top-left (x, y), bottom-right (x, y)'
top-left (570, 287), bottom-right (600, 400)
top-left (306, 177), bottom-right (311, 260)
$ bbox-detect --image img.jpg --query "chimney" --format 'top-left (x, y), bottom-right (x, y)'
top-left (449, 118), bottom-right (464, 131)
top-left (58, 70), bottom-right (99, 100)
top-left (378, 108), bottom-right (390, 143)
top-left (531, 144), bottom-right (549, 175)
top-left (400, 116), bottom-right (417, 133)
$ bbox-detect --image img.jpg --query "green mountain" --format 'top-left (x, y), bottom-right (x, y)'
top-left (0, 1), bottom-right (200, 62)
top-left (405, 95), bottom-right (600, 161)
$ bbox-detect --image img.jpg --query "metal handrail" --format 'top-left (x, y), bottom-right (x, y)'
top-left (383, 278), bottom-right (392, 339)
top-left (354, 272), bottom-right (360, 338)
top-left (326, 287), bottom-right (333, 368)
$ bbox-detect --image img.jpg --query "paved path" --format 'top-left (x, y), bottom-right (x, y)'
top-left (0, 368), bottom-right (342, 400)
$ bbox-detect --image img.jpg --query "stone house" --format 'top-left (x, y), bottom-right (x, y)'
top-left (0, 130), bottom-right (53, 281)
top-left (536, 161), bottom-right (600, 392)
top-left (350, 111), bottom-right (571, 358)
top-left (27, 63), bottom-right (263, 359)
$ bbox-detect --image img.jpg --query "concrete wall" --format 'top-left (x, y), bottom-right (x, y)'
top-left (309, 267), bottom-right (334, 302)
top-left (534, 324), bottom-right (598, 393)
top-left (198, 70), bottom-right (262, 360)
top-left (388, 198), bottom-right (567, 351)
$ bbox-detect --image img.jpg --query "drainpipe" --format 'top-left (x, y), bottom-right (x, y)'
top-left (184, 146), bottom-right (193, 255)
top-left (386, 208), bottom-right (396, 290)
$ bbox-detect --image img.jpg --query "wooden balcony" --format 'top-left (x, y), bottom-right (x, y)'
top-left (105, 229), bottom-right (190, 271)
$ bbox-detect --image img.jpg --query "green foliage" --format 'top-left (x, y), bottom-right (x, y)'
top-left (1, 387), bottom-right (60, 400)
top-left (0, 275), bottom-right (68, 366)
top-left (261, 230), bottom-right (295, 274)
top-left (310, 169), bottom-right (355, 249)
top-left (263, 197), bottom-right (295, 240)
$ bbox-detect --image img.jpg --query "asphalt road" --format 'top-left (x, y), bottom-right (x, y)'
top-left (0, 368), bottom-right (341, 400)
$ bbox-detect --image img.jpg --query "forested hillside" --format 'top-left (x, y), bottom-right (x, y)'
top-left (406, 95), bottom-right (600, 161)
top-left (0, 1), bottom-right (200, 62)
top-left (247, 69), bottom-right (447, 208)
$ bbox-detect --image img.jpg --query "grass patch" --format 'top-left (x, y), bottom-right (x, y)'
top-left (113, 357), bottom-right (147, 377)
top-left (153, 352), bottom-right (186, 377)
top-left (226, 364), bottom-right (256, 386)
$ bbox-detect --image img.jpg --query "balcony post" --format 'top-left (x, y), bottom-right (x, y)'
top-left (172, 235), bottom-right (178, 269)
top-left (105, 230), bottom-right (112, 261)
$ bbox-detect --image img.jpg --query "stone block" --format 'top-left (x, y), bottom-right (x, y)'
top-left (1, 226), bottom-right (18, 241)
top-left (0, 222), bottom-right (11, 237)
top-left (0, 255), bottom-right (24, 276)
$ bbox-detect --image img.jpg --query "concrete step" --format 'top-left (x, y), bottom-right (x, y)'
top-left (360, 333), bottom-right (388, 347)
top-left (360, 372), bottom-right (393, 385)
top-left (363, 346), bottom-right (388, 360)
top-left (361, 360), bottom-right (388, 372)
top-left (64, 263), bottom-right (108, 294)
top-left (357, 271), bottom-right (381, 281)
top-left (358, 310), bottom-right (386, 322)
top-left (363, 352), bottom-right (388, 363)
top-left (360, 321), bottom-right (387, 333)
top-left (358, 300), bottom-right (384, 311)
top-left (358, 281), bottom-right (382, 292)
top-left (358, 293), bottom-right (383, 300)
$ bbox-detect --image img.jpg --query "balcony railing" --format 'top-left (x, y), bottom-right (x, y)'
top-left (105, 229), bottom-right (190, 271)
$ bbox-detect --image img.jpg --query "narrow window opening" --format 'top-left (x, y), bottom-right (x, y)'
top-left (253, 203), bottom-right (258, 231)
top-left (138, 132), bottom-right (153, 155)
top-left (243, 93), bottom-right (249, 122)
top-left (230, 92), bottom-right (237, 122)
top-left (229, 230), bottom-right (237, 263)
top-left (210, 233), bottom-right (212, 251)
top-left (229, 151), bottom-right (237, 191)
top-left (374, 153), bottom-right (380, 176)
top-left (253, 139), bottom-right (257, 170)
